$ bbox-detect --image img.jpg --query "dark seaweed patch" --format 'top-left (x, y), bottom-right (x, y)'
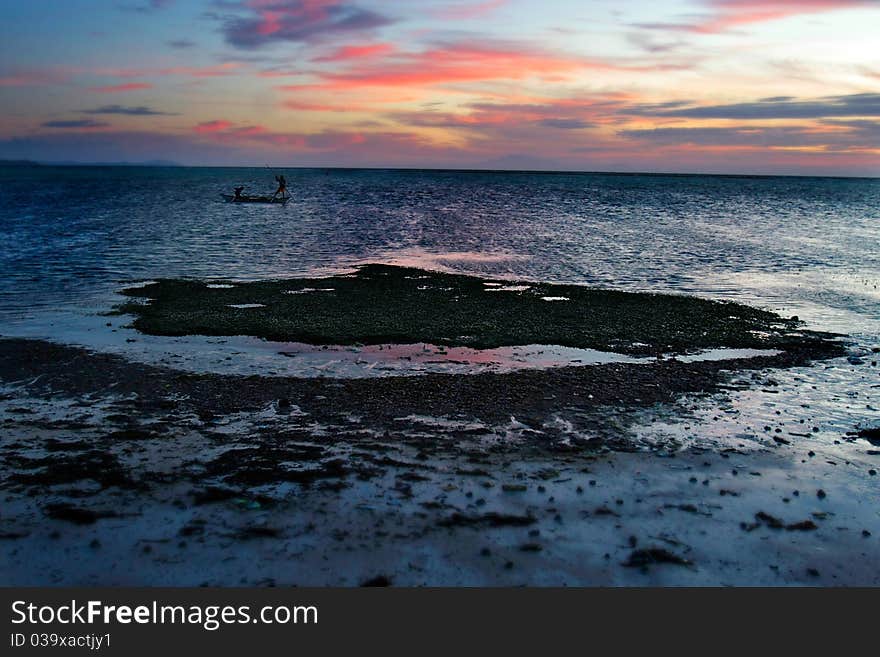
top-left (118, 264), bottom-right (836, 355)
top-left (9, 451), bottom-right (139, 490)
top-left (203, 446), bottom-right (348, 486)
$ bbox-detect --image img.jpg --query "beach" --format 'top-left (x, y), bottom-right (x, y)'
top-left (1, 167), bottom-right (878, 586)
top-left (1, 333), bottom-right (877, 585)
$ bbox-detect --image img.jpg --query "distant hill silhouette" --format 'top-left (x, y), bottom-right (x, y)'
top-left (0, 159), bottom-right (43, 167)
top-left (1, 159), bottom-right (180, 167)
top-left (46, 159), bottom-right (181, 167)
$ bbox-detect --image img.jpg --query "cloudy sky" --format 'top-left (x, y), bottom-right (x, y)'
top-left (1, 0), bottom-right (878, 174)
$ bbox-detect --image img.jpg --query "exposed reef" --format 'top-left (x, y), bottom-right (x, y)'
top-left (117, 264), bottom-right (841, 356)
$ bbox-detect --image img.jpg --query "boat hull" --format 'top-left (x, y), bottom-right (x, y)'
top-left (221, 194), bottom-right (289, 204)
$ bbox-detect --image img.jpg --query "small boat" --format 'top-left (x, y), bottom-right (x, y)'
top-left (221, 194), bottom-right (290, 204)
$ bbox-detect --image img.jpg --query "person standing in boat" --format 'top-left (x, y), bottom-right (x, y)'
top-left (233, 186), bottom-right (245, 201)
top-left (271, 174), bottom-right (287, 200)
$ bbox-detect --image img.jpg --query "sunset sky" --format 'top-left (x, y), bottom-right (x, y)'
top-left (1, 0), bottom-right (878, 174)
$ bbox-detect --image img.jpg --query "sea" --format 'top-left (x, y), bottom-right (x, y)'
top-left (0, 165), bottom-right (877, 447)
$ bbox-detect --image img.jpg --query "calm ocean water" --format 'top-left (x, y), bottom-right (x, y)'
top-left (0, 166), bottom-right (878, 339)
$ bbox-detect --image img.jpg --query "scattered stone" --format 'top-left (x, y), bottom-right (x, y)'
top-left (592, 506), bottom-right (620, 517)
top-left (755, 511), bottom-right (784, 529)
top-left (850, 427), bottom-right (880, 446)
top-left (43, 504), bottom-right (116, 525)
top-left (178, 522), bottom-right (205, 537)
top-left (234, 526), bottom-right (281, 540)
top-left (677, 503), bottom-right (699, 514)
top-left (623, 548), bottom-right (692, 568)
top-left (786, 520), bottom-right (818, 531)
top-left (744, 513), bottom-right (818, 532)
top-left (438, 513), bottom-right (536, 528)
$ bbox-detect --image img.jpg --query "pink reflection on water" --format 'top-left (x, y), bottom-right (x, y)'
top-left (272, 341), bottom-right (644, 377)
top-left (306, 248), bottom-right (531, 279)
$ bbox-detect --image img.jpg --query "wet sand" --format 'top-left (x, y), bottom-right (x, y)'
top-left (2, 333), bottom-right (877, 586)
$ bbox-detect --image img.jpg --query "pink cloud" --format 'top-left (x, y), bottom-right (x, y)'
top-left (194, 120), bottom-right (235, 133)
top-left (95, 63), bottom-right (242, 79)
top-left (281, 44), bottom-right (613, 93)
top-left (283, 100), bottom-right (356, 111)
top-left (312, 43), bottom-right (394, 62)
top-left (434, 0), bottom-right (507, 20)
top-left (0, 70), bottom-right (69, 87)
top-left (230, 125), bottom-right (270, 137)
top-left (1, 62), bottom-right (242, 92)
top-left (695, 0), bottom-right (874, 32)
top-left (0, 75), bottom-right (46, 87)
top-left (89, 83), bottom-right (154, 93)
top-left (257, 69), bottom-right (306, 78)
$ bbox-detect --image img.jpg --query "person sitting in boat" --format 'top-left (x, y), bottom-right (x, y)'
top-left (271, 174), bottom-right (287, 200)
top-left (233, 186), bottom-right (245, 201)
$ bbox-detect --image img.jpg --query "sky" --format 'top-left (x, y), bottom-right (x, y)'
top-left (0, 0), bottom-right (878, 175)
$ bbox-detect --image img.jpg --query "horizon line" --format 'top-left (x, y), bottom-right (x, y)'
top-left (3, 160), bottom-right (878, 181)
